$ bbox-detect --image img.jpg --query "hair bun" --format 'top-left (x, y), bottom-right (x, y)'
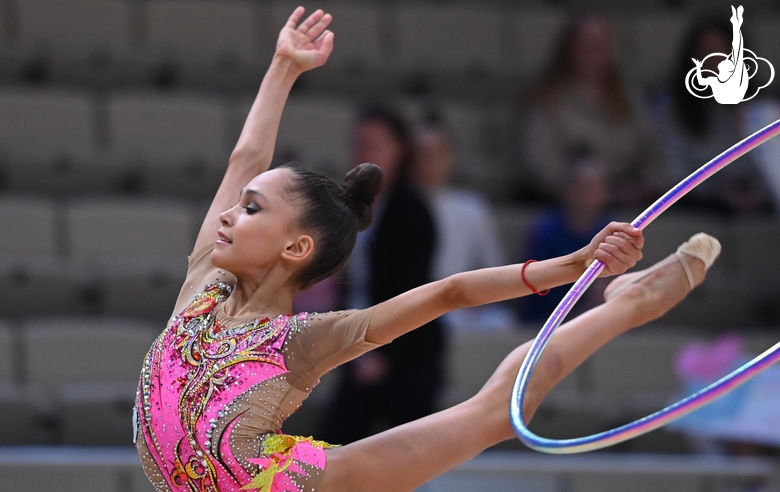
top-left (342, 163), bottom-right (383, 231)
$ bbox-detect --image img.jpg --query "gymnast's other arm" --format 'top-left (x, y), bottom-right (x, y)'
top-left (191, 7), bottom-right (334, 254)
top-left (364, 221), bottom-right (644, 345)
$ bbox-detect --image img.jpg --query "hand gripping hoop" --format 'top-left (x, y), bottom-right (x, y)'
top-left (511, 118), bottom-right (780, 453)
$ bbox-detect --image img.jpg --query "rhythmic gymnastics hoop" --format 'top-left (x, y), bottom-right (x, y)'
top-left (511, 117), bottom-right (780, 454)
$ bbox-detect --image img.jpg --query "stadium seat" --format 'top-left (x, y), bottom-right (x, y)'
top-left (0, 321), bottom-right (14, 383)
top-left (589, 330), bottom-right (690, 411)
top-left (107, 93), bottom-right (230, 196)
top-left (22, 317), bottom-right (158, 391)
top-left (440, 329), bottom-right (562, 408)
top-left (664, 280), bottom-right (762, 329)
top-left (571, 473), bottom-right (700, 492)
top-left (58, 382), bottom-right (138, 445)
top-left (96, 256), bottom-right (188, 322)
top-left (0, 462), bottom-right (121, 492)
top-left (108, 92), bottom-right (228, 159)
top-left (0, 195), bottom-right (58, 258)
top-left (733, 218), bottom-right (780, 285)
top-left (14, 0), bottom-right (148, 86)
top-left (65, 198), bottom-right (195, 260)
top-left (0, 89), bottom-right (94, 156)
top-left (132, 466), bottom-right (158, 492)
top-left (395, 5), bottom-right (503, 71)
top-left (275, 95), bottom-right (357, 178)
top-left (0, 257), bottom-right (95, 317)
top-left (427, 472), bottom-right (559, 492)
top-left (145, 0), bottom-right (267, 90)
top-left (0, 90), bottom-right (127, 195)
top-left (0, 384), bottom-right (50, 444)
top-left (0, 1), bottom-right (20, 82)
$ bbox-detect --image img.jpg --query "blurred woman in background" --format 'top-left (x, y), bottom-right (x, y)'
top-left (520, 13), bottom-right (661, 207)
top-left (318, 104), bottom-right (445, 444)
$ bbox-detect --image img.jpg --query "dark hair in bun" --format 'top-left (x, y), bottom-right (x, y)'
top-left (282, 163), bottom-right (383, 290)
top-left (342, 163), bottom-right (383, 231)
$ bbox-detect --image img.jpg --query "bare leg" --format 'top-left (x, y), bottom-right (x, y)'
top-left (321, 249), bottom-right (708, 492)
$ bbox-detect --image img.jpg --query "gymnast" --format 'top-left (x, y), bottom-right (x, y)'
top-left (134, 7), bottom-right (722, 492)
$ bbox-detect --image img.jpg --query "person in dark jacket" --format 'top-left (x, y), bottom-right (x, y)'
top-left (319, 105), bottom-right (444, 444)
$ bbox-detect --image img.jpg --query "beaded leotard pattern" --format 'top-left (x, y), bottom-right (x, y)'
top-left (135, 247), bottom-right (379, 492)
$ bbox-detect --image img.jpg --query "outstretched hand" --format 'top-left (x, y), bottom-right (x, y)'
top-left (276, 7), bottom-right (334, 73)
top-left (579, 222), bottom-right (644, 277)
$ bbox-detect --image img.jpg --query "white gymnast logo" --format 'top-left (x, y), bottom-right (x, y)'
top-left (685, 5), bottom-right (774, 104)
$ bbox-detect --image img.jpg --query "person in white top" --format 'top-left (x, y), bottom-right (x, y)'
top-left (412, 122), bottom-right (515, 331)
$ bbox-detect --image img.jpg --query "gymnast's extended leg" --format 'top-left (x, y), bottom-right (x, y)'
top-left (321, 243), bottom-right (712, 492)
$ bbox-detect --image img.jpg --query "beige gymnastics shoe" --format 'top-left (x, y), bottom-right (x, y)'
top-left (603, 232), bottom-right (722, 302)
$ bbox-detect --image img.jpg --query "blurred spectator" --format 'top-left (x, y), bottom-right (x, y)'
top-left (411, 116), bottom-right (516, 332)
top-left (318, 105), bottom-right (444, 444)
top-left (519, 14), bottom-right (662, 207)
top-left (520, 150), bottom-right (613, 323)
top-left (652, 16), bottom-right (773, 216)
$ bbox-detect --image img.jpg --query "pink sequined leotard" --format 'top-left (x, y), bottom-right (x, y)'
top-left (135, 245), bottom-right (380, 491)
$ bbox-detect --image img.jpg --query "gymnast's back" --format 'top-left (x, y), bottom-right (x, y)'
top-left (134, 244), bottom-right (379, 491)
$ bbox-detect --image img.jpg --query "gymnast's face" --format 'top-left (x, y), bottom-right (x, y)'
top-left (211, 169), bottom-right (312, 280)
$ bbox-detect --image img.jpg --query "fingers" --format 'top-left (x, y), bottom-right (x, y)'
top-left (595, 222), bottom-right (644, 275)
top-left (298, 9), bottom-right (326, 35)
top-left (602, 235), bottom-right (643, 264)
top-left (286, 6), bottom-right (305, 29)
top-left (307, 13), bottom-right (333, 41)
top-left (316, 30), bottom-right (335, 53)
top-left (604, 221), bottom-right (642, 239)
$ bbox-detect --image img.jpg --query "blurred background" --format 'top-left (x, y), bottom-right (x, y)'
top-left (2, 0), bottom-right (780, 490)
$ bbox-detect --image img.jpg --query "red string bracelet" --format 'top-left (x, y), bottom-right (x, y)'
top-left (521, 260), bottom-right (549, 296)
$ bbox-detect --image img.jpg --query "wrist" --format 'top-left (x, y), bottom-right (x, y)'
top-left (270, 54), bottom-right (304, 80)
top-left (564, 249), bottom-right (589, 279)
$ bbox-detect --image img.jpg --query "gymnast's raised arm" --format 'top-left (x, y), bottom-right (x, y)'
top-left (191, 7), bottom-right (334, 254)
top-left (363, 222), bottom-right (644, 345)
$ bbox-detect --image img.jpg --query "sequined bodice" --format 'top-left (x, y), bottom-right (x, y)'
top-left (135, 283), bottom-right (313, 491)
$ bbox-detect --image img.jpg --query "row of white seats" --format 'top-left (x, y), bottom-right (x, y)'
top-left (1, 315), bottom-right (776, 447)
top-left (0, 196), bottom-right (193, 318)
top-left (0, 90), bottom-right (514, 197)
top-left (5, 195), bottom-right (780, 276)
top-left (0, 318), bottom-right (157, 444)
top-left (2, 195), bottom-right (780, 324)
top-left (0, 0), bottom-right (779, 89)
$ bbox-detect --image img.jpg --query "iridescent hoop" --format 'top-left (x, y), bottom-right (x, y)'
top-left (511, 117), bottom-right (780, 454)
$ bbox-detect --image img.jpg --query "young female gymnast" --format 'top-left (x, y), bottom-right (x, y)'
top-left (134, 7), bottom-right (721, 492)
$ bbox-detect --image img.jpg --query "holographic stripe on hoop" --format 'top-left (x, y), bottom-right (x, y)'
top-left (511, 117), bottom-right (780, 454)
